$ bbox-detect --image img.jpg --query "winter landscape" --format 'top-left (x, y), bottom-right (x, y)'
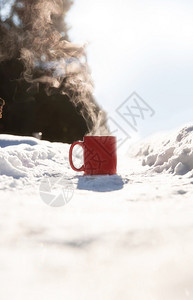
top-left (0, 0), bottom-right (193, 299)
top-left (0, 123), bottom-right (193, 300)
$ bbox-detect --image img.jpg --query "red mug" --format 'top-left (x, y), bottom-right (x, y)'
top-left (69, 136), bottom-right (117, 175)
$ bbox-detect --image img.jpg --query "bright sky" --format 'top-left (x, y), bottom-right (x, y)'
top-left (67, 0), bottom-right (193, 143)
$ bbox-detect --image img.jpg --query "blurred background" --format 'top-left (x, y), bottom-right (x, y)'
top-left (67, 0), bottom-right (193, 138)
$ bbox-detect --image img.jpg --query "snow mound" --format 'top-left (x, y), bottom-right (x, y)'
top-left (128, 124), bottom-right (193, 175)
top-left (0, 135), bottom-right (70, 180)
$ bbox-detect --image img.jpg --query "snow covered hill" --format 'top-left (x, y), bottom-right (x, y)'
top-left (0, 124), bottom-right (193, 300)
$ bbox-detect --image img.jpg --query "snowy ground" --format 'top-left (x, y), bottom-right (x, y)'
top-left (0, 125), bottom-right (193, 300)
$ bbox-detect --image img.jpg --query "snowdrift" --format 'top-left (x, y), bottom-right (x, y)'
top-left (128, 124), bottom-right (193, 176)
top-left (0, 135), bottom-right (63, 178)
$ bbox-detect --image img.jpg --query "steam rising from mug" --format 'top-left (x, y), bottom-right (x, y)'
top-left (0, 0), bottom-right (109, 135)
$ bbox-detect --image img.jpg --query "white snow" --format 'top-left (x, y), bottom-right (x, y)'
top-left (0, 125), bottom-right (193, 300)
top-left (128, 123), bottom-right (193, 176)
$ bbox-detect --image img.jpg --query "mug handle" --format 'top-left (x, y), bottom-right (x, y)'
top-left (69, 141), bottom-right (85, 172)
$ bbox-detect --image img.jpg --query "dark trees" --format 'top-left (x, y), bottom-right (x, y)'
top-left (0, 0), bottom-right (108, 142)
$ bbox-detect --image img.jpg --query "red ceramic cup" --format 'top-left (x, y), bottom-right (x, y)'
top-left (69, 136), bottom-right (117, 175)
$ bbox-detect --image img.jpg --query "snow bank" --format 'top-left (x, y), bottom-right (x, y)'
top-left (128, 124), bottom-right (193, 175)
top-left (0, 134), bottom-right (70, 180)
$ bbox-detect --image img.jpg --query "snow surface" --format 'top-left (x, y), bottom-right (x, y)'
top-left (128, 124), bottom-right (193, 176)
top-left (0, 125), bottom-right (193, 300)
